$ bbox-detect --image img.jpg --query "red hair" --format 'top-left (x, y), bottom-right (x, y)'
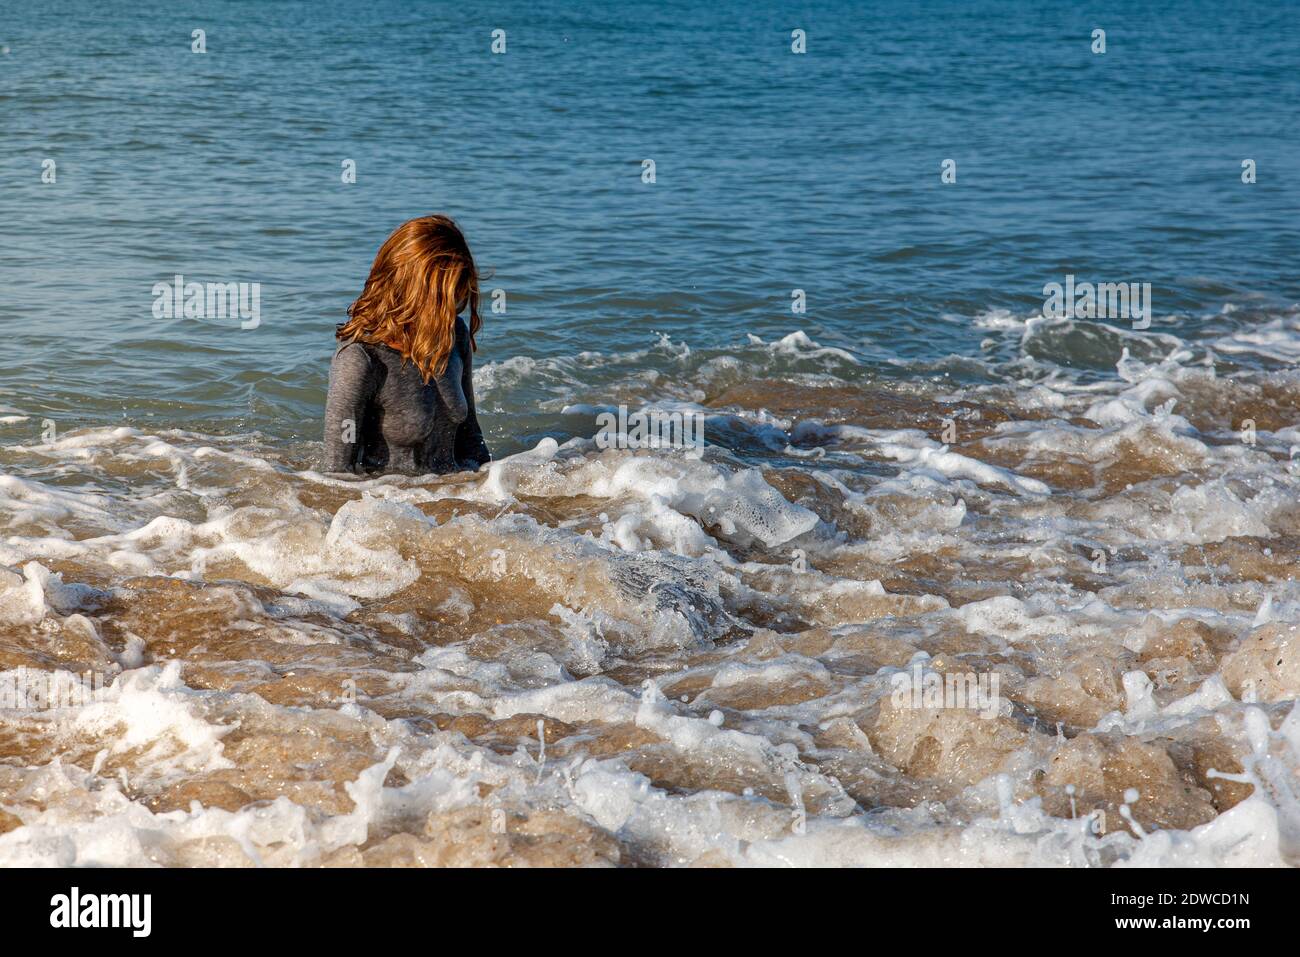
top-left (337, 215), bottom-right (480, 380)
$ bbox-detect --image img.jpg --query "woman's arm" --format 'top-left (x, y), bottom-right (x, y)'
top-left (432, 348), bottom-right (469, 424)
top-left (454, 333), bottom-right (491, 469)
top-left (323, 343), bottom-right (375, 472)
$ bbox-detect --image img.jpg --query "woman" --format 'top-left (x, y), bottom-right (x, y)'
top-left (323, 215), bottom-right (490, 474)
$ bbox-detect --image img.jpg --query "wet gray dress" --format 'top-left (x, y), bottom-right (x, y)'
top-left (322, 317), bottom-right (490, 474)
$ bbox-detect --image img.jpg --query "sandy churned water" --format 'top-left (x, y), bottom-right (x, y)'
top-left (2, 325), bottom-right (1300, 867)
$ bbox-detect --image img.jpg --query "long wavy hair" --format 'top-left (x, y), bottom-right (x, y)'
top-left (337, 215), bottom-right (480, 381)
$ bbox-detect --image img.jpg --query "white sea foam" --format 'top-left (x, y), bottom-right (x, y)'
top-left (2, 322), bottom-right (1300, 867)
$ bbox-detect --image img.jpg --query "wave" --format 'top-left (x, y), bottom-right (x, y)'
top-left (2, 322), bottom-right (1300, 865)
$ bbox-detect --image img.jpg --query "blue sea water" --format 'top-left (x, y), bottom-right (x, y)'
top-left (1, 0), bottom-right (1297, 454)
top-left (7, 1), bottom-right (1300, 870)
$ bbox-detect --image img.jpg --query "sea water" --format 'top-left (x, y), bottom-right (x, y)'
top-left (1, 0), bottom-right (1299, 866)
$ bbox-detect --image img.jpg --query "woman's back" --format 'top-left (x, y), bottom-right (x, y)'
top-left (322, 216), bottom-right (491, 476)
top-left (324, 317), bottom-right (487, 474)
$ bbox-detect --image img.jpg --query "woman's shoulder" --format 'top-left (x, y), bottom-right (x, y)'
top-left (331, 340), bottom-right (384, 386)
top-left (333, 339), bottom-right (372, 364)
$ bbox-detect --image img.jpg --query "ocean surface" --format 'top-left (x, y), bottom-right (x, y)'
top-left (1, 0), bottom-right (1299, 866)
